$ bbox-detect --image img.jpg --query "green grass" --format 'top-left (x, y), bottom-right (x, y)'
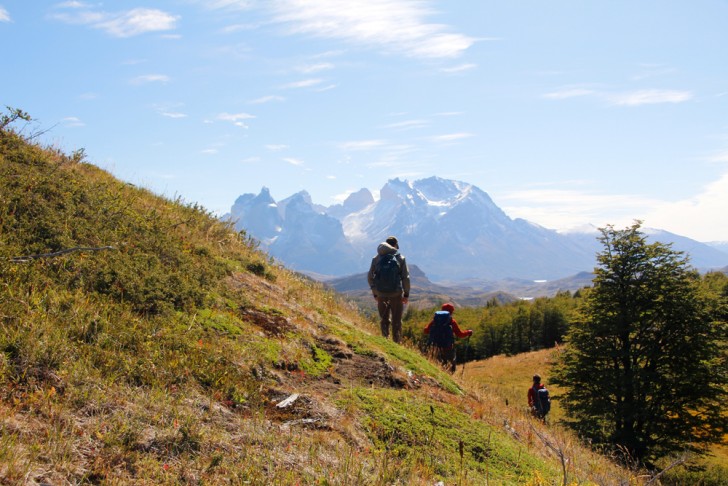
top-left (0, 110), bottom-right (652, 484)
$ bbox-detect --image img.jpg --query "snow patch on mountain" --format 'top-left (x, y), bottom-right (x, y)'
top-left (225, 178), bottom-right (728, 281)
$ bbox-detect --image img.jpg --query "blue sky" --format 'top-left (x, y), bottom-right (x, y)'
top-left (2, 1), bottom-right (727, 242)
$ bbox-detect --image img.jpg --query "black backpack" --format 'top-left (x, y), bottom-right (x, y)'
top-left (534, 386), bottom-right (551, 416)
top-left (374, 253), bottom-right (402, 293)
top-left (428, 311), bottom-right (455, 348)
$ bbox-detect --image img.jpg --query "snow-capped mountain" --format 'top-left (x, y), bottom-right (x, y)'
top-left (225, 189), bottom-right (361, 275)
top-left (224, 177), bottom-right (728, 281)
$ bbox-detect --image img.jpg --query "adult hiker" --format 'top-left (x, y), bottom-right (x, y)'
top-left (367, 236), bottom-right (410, 343)
top-left (527, 374), bottom-right (551, 420)
top-left (423, 303), bottom-right (473, 373)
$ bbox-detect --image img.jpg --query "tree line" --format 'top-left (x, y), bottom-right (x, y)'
top-left (402, 290), bottom-right (582, 361)
top-left (403, 222), bottom-right (727, 467)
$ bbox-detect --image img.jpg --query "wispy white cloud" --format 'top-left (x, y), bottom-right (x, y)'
top-left (381, 119), bottom-right (429, 130)
top-left (270, 0), bottom-right (474, 59)
top-left (217, 112), bottom-right (255, 127)
top-left (249, 95), bottom-right (285, 104)
top-left (0, 6), bottom-right (10, 22)
top-left (606, 89), bottom-right (693, 106)
top-left (339, 139), bottom-right (388, 151)
top-left (219, 23), bottom-right (260, 34)
top-left (130, 74), bottom-right (170, 85)
top-left (203, 0), bottom-right (254, 11)
top-left (429, 132), bottom-right (474, 143)
top-left (280, 78), bottom-right (323, 89)
top-left (62, 116), bottom-right (85, 127)
top-left (297, 62), bottom-right (334, 73)
top-left (645, 171), bottom-right (728, 241)
top-left (209, 0), bottom-right (474, 59)
top-left (498, 185), bottom-right (661, 232)
top-left (283, 157), bottom-right (304, 166)
top-left (544, 86), bottom-right (693, 106)
top-left (440, 63), bottom-right (476, 74)
top-left (160, 111), bottom-right (187, 119)
top-left (56, 1), bottom-right (89, 8)
top-left (265, 144), bottom-right (288, 151)
top-left (50, 5), bottom-right (179, 37)
top-left (502, 176), bottom-right (728, 240)
top-left (315, 84), bottom-right (337, 92)
top-left (200, 148), bottom-right (219, 155)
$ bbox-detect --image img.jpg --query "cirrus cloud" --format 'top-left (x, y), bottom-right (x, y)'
top-left (544, 86), bottom-right (693, 107)
top-left (50, 5), bottom-right (179, 38)
top-left (206, 0), bottom-right (475, 59)
top-left (269, 0), bottom-right (475, 59)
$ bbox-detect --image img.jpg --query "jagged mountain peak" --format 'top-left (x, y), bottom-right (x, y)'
top-left (226, 177), bottom-right (728, 280)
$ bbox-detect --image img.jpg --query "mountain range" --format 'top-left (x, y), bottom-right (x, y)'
top-left (224, 177), bottom-right (728, 283)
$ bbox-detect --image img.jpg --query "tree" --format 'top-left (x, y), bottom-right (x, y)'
top-left (553, 222), bottom-right (727, 464)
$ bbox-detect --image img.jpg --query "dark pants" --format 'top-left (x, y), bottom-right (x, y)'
top-left (376, 293), bottom-right (404, 343)
top-left (430, 346), bottom-right (456, 373)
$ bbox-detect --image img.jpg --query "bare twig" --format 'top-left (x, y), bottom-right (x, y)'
top-left (645, 454), bottom-right (688, 485)
top-left (530, 424), bottom-right (569, 486)
top-left (10, 246), bottom-right (116, 263)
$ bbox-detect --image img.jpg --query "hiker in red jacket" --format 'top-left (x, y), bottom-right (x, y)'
top-left (528, 374), bottom-right (551, 420)
top-left (423, 303), bottom-right (472, 372)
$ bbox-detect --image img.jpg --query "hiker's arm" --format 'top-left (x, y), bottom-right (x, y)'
top-left (367, 257), bottom-right (377, 297)
top-left (451, 320), bottom-right (473, 338)
top-left (400, 257), bottom-right (411, 298)
top-left (423, 320), bottom-right (432, 334)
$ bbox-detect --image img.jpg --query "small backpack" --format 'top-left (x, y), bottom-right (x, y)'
top-left (535, 386), bottom-right (551, 416)
top-left (428, 311), bottom-right (455, 348)
top-left (374, 253), bottom-right (402, 293)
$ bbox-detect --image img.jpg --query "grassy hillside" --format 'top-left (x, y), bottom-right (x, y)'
top-left (464, 349), bottom-right (728, 485)
top-left (1, 117), bottom-right (644, 484)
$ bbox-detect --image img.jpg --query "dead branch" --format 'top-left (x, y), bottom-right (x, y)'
top-left (530, 424), bottom-right (569, 486)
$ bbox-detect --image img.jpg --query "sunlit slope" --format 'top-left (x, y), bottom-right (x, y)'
top-left (0, 123), bottom-right (637, 484)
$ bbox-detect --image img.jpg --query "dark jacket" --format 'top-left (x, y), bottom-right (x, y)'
top-left (367, 242), bottom-right (411, 297)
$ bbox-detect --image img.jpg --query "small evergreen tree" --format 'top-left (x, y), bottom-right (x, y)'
top-left (553, 222), bottom-right (727, 464)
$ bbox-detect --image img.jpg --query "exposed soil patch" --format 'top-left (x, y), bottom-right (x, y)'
top-left (265, 389), bottom-right (332, 430)
top-left (240, 307), bottom-right (294, 337)
top-left (316, 336), bottom-right (409, 389)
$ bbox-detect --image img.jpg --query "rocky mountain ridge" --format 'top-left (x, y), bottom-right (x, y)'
top-left (225, 177), bottom-right (728, 282)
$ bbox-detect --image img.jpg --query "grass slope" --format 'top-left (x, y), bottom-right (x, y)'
top-left (464, 349), bottom-right (728, 485)
top-left (1, 122), bottom-right (639, 484)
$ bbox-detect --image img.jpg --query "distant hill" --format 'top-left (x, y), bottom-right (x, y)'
top-left (706, 241), bottom-right (728, 255)
top-left (226, 178), bottom-right (728, 282)
top-left (0, 112), bottom-right (638, 484)
top-left (324, 265), bottom-right (596, 311)
top-left (324, 264), bottom-right (519, 311)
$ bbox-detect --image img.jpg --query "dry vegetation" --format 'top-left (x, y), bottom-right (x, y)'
top-left (0, 112), bottom-right (707, 484)
top-left (464, 349), bottom-right (728, 485)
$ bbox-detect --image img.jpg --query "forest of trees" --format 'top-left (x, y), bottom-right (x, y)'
top-left (402, 290), bottom-right (583, 362)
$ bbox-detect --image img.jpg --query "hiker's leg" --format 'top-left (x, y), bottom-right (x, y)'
top-left (440, 347), bottom-right (456, 373)
top-left (389, 294), bottom-right (404, 343)
top-left (377, 296), bottom-right (391, 338)
top-left (449, 347), bottom-right (457, 373)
